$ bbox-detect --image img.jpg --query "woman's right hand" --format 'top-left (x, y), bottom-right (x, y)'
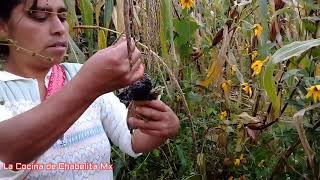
top-left (75, 37), bottom-right (144, 99)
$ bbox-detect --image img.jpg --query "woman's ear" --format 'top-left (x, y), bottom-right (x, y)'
top-left (0, 20), bottom-right (8, 40)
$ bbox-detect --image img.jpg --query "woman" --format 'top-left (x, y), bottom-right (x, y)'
top-left (0, 0), bottom-right (180, 179)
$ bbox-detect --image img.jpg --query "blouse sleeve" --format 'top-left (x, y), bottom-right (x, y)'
top-left (99, 93), bottom-right (142, 157)
top-left (0, 105), bottom-right (13, 123)
top-left (0, 105), bottom-right (30, 180)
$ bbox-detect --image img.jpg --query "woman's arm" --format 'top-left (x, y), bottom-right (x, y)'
top-left (0, 38), bottom-right (143, 165)
top-left (131, 130), bottom-right (167, 153)
top-left (0, 78), bottom-right (94, 165)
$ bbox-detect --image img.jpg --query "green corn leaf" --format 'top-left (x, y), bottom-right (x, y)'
top-left (263, 39), bottom-right (320, 116)
top-left (95, 0), bottom-right (107, 49)
top-left (173, 17), bottom-right (199, 48)
top-left (159, 0), bottom-right (171, 59)
top-left (95, 0), bottom-right (106, 26)
top-left (257, 0), bottom-right (269, 46)
top-left (272, 39), bottom-right (320, 64)
top-left (160, 0), bottom-right (179, 71)
top-left (79, 0), bottom-right (94, 53)
top-left (283, 69), bottom-right (301, 81)
top-left (64, 0), bottom-right (79, 38)
top-left (104, 0), bottom-right (114, 45)
top-left (68, 37), bottom-right (86, 64)
top-left (104, 0), bottom-right (114, 28)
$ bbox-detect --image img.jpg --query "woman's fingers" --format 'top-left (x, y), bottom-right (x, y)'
top-left (135, 106), bottom-right (168, 121)
top-left (114, 37), bottom-right (136, 54)
top-left (135, 100), bottom-right (171, 113)
top-left (130, 47), bottom-right (142, 65)
top-left (127, 58), bottom-right (143, 81)
top-left (130, 38), bottom-right (136, 53)
top-left (128, 117), bottom-right (165, 130)
top-left (128, 64), bottom-right (144, 83)
top-left (130, 58), bottom-right (142, 72)
top-left (127, 103), bottom-right (180, 138)
top-left (113, 37), bottom-right (138, 57)
top-left (135, 123), bottom-right (176, 138)
top-left (113, 36), bottom-right (126, 46)
top-left (139, 129), bottom-right (163, 137)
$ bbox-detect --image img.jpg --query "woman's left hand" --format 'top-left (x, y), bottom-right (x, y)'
top-left (127, 100), bottom-right (180, 139)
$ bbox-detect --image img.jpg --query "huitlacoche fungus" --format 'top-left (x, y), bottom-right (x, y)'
top-left (117, 74), bottom-right (164, 133)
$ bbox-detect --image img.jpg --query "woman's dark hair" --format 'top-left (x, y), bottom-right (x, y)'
top-left (0, 0), bottom-right (23, 22)
top-left (0, 0), bottom-right (38, 58)
top-left (0, 0), bottom-right (23, 58)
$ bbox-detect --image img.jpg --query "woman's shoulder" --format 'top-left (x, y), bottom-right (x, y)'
top-left (0, 63), bottom-right (84, 82)
top-left (0, 71), bottom-right (29, 82)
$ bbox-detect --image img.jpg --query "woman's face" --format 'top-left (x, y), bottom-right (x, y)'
top-left (6, 0), bottom-right (69, 63)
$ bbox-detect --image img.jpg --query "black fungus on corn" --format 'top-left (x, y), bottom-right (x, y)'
top-left (117, 74), bottom-right (157, 107)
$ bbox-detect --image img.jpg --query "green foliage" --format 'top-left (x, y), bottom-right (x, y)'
top-left (63, 0), bottom-right (320, 179)
top-left (263, 39), bottom-right (320, 116)
top-left (79, 0), bottom-right (94, 53)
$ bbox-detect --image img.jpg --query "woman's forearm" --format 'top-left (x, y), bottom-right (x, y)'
top-left (131, 130), bottom-right (166, 153)
top-left (0, 78), bottom-right (96, 165)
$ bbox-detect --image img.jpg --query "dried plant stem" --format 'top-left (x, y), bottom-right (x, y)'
top-left (252, 90), bottom-right (261, 116)
top-left (1, 39), bottom-right (53, 61)
top-left (124, 0), bottom-right (133, 69)
top-left (73, 25), bottom-right (120, 34)
top-left (133, 152), bottom-right (150, 171)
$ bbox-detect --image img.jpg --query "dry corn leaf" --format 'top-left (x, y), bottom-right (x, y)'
top-left (217, 132), bottom-right (228, 149)
top-left (199, 48), bottom-right (221, 88)
top-left (113, 0), bottom-right (125, 33)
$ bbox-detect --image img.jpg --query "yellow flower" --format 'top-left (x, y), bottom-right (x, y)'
top-left (251, 56), bottom-right (270, 77)
top-left (234, 158), bottom-right (241, 166)
top-left (254, 24), bottom-right (263, 37)
top-left (241, 83), bottom-right (253, 97)
top-left (219, 111), bottom-right (228, 120)
top-left (228, 176), bottom-right (234, 180)
top-left (251, 61), bottom-right (263, 76)
top-left (180, 0), bottom-right (194, 9)
top-left (221, 80), bottom-right (232, 93)
top-left (306, 85), bottom-right (320, 102)
top-left (234, 154), bottom-right (245, 166)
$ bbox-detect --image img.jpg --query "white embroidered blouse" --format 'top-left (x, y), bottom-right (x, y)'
top-left (0, 63), bottom-right (141, 180)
